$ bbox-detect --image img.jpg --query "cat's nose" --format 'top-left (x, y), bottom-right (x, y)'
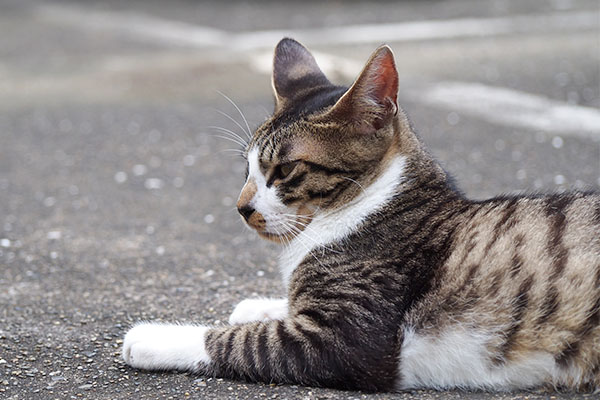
top-left (238, 205), bottom-right (255, 221)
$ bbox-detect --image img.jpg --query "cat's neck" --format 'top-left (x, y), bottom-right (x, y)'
top-left (277, 118), bottom-right (462, 287)
top-left (279, 153), bottom-right (409, 287)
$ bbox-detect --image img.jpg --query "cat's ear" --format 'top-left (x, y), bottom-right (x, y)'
top-left (325, 45), bottom-right (398, 133)
top-left (272, 38), bottom-right (329, 111)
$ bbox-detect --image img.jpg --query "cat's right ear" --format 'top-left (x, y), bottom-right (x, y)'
top-left (272, 38), bottom-right (330, 111)
top-left (320, 45), bottom-right (398, 134)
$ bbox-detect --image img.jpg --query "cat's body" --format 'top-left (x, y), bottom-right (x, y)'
top-left (122, 39), bottom-right (600, 392)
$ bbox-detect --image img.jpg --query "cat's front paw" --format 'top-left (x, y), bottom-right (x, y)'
top-left (228, 298), bottom-right (288, 324)
top-left (122, 322), bottom-right (210, 371)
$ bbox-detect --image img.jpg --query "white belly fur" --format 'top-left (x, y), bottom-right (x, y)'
top-left (397, 325), bottom-right (576, 391)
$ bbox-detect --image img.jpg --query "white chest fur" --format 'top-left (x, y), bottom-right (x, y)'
top-left (278, 155), bottom-right (407, 286)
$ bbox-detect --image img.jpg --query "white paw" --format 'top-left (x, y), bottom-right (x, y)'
top-left (228, 298), bottom-right (288, 324)
top-left (122, 322), bottom-right (210, 371)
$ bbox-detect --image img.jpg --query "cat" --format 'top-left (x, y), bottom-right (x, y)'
top-left (122, 38), bottom-right (600, 392)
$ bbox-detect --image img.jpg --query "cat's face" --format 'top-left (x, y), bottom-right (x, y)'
top-left (236, 39), bottom-right (400, 243)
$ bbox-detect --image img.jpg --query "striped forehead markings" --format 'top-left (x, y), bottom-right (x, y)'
top-left (253, 138), bottom-right (279, 171)
top-left (258, 138), bottom-right (270, 161)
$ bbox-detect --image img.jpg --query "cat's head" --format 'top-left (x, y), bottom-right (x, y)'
top-left (237, 38), bottom-right (405, 243)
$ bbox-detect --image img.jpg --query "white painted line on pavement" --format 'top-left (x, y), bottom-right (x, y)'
top-left (36, 3), bottom-right (599, 50)
top-left (36, 4), bottom-right (227, 47)
top-left (231, 11), bottom-right (600, 50)
top-left (33, 3), bottom-right (600, 139)
top-left (410, 81), bottom-right (600, 137)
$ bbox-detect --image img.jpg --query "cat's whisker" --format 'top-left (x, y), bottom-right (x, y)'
top-left (208, 128), bottom-right (248, 148)
top-left (282, 222), bottom-right (325, 267)
top-left (296, 224), bottom-right (332, 244)
top-left (281, 219), bottom-right (338, 253)
top-left (273, 226), bottom-right (297, 252)
top-left (219, 149), bottom-right (245, 157)
top-left (341, 176), bottom-right (365, 194)
top-left (280, 211), bottom-right (318, 219)
top-left (212, 108), bottom-right (252, 143)
top-left (209, 126), bottom-right (248, 147)
top-left (218, 147), bottom-right (246, 154)
top-left (282, 219), bottom-right (324, 240)
top-left (211, 134), bottom-right (248, 149)
top-left (204, 129), bottom-right (246, 149)
top-left (216, 91), bottom-right (253, 140)
top-left (278, 232), bottom-right (290, 250)
top-left (275, 213), bottom-right (338, 253)
top-left (208, 126), bottom-right (248, 147)
top-left (282, 231), bottom-right (294, 252)
top-left (278, 215), bottom-right (322, 235)
top-left (280, 205), bottom-right (322, 219)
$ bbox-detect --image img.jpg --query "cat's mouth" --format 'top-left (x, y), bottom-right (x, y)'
top-left (242, 214), bottom-right (297, 243)
top-left (256, 213), bottom-right (313, 244)
top-left (239, 203), bottom-right (314, 243)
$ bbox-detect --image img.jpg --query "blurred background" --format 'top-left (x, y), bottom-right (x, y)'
top-left (1, 1), bottom-right (599, 398)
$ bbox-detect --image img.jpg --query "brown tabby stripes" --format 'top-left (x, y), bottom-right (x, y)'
top-left (196, 39), bottom-right (600, 392)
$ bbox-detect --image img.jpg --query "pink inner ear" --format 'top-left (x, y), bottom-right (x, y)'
top-left (370, 51), bottom-right (398, 108)
top-left (320, 46), bottom-right (399, 132)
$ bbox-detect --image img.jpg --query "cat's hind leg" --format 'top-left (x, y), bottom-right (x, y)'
top-left (228, 298), bottom-right (288, 324)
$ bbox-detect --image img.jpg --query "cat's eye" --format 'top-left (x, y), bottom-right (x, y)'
top-left (278, 162), bottom-right (297, 179)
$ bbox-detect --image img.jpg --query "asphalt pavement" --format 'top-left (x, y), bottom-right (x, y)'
top-left (1, 0), bottom-right (599, 399)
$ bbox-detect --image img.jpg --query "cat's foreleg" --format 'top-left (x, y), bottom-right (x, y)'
top-left (228, 298), bottom-right (288, 324)
top-left (203, 318), bottom-right (387, 390)
top-left (122, 298), bottom-right (289, 372)
top-left (122, 322), bottom-right (210, 371)
top-left (122, 318), bottom-right (364, 389)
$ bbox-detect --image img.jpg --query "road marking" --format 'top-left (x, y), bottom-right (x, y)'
top-left (231, 12), bottom-right (600, 50)
top-left (409, 81), bottom-right (600, 137)
top-left (36, 3), bottom-right (598, 50)
top-left (35, 4), bottom-right (227, 48)
top-left (31, 3), bottom-right (600, 139)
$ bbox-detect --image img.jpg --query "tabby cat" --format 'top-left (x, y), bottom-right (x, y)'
top-left (122, 38), bottom-right (600, 392)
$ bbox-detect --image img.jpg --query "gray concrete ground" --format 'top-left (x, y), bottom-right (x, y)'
top-left (1, 0), bottom-right (599, 399)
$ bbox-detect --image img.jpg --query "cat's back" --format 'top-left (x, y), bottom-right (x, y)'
top-left (444, 191), bottom-right (600, 285)
top-left (399, 191), bottom-right (600, 391)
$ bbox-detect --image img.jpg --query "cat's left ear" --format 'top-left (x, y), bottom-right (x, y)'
top-left (272, 38), bottom-right (330, 111)
top-left (323, 45), bottom-right (398, 133)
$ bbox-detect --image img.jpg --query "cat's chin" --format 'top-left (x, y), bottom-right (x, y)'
top-left (256, 230), bottom-right (295, 244)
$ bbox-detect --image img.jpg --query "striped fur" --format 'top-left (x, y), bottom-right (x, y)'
top-left (123, 38), bottom-right (600, 392)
